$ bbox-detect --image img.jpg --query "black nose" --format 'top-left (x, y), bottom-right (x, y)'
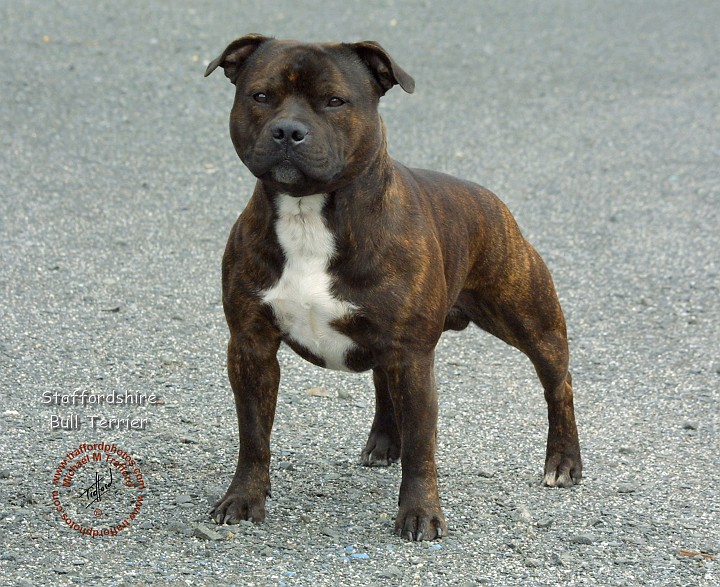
top-left (271, 119), bottom-right (309, 145)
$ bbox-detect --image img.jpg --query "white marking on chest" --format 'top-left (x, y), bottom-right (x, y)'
top-left (261, 194), bottom-right (356, 371)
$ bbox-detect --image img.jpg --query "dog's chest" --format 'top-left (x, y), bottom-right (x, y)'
top-left (261, 194), bottom-right (356, 371)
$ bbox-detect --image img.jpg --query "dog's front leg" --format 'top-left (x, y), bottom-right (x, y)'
top-left (384, 351), bottom-right (448, 541)
top-left (211, 319), bottom-right (281, 525)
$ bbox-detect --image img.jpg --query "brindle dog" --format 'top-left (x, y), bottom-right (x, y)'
top-left (205, 35), bottom-right (581, 541)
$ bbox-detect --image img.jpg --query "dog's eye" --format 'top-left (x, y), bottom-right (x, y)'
top-left (252, 92), bottom-right (269, 104)
top-left (326, 97), bottom-right (346, 108)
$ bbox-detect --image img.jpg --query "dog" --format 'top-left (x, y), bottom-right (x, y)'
top-left (204, 34), bottom-right (581, 541)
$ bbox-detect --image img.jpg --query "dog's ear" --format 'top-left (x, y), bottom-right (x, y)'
top-left (348, 41), bottom-right (415, 95)
top-left (205, 34), bottom-right (271, 84)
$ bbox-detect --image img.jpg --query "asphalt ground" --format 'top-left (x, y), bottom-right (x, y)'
top-left (1, 1), bottom-right (718, 585)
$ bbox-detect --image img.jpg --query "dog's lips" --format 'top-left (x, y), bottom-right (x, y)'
top-left (270, 160), bottom-right (305, 185)
top-left (248, 149), bottom-right (345, 194)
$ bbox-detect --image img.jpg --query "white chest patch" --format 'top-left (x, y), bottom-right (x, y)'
top-left (261, 194), bottom-right (357, 371)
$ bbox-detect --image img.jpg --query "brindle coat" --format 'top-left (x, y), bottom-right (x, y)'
top-left (205, 35), bottom-right (582, 541)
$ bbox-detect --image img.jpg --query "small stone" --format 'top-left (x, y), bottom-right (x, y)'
top-left (525, 557), bottom-right (543, 568)
top-left (192, 524), bottom-right (224, 541)
top-left (536, 517), bottom-right (554, 529)
top-left (511, 506), bottom-right (533, 524)
top-left (306, 387), bottom-right (332, 397)
top-left (165, 521), bottom-right (186, 533)
top-left (0, 469), bottom-right (11, 479)
top-left (551, 552), bottom-right (570, 566)
top-left (0, 553), bottom-right (16, 561)
top-left (175, 494), bottom-right (193, 504)
top-left (337, 389), bottom-right (352, 399)
top-left (379, 566), bottom-right (402, 579)
top-left (570, 534), bottom-right (596, 545)
top-left (678, 548), bottom-right (717, 561)
top-left (624, 536), bottom-right (645, 545)
top-left (477, 469), bottom-right (495, 479)
top-left (278, 461), bottom-right (294, 471)
top-left (617, 483), bottom-right (639, 493)
top-left (322, 528), bottom-right (340, 540)
top-left (682, 421), bottom-right (698, 431)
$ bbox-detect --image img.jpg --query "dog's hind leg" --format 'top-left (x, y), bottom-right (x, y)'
top-left (464, 243), bottom-right (582, 487)
top-left (526, 329), bottom-right (582, 487)
top-left (361, 368), bottom-right (401, 466)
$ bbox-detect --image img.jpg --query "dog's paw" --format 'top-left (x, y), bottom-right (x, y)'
top-left (543, 452), bottom-right (582, 488)
top-left (360, 431), bottom-right (400, 466)
top-left (395, 504), bottom-right (447, 541)
top-left (210, 490), bottom-right (267, 525)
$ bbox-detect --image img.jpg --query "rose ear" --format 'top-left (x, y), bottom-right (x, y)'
top-left (204, 34), bottom-right (271, 84)
top-left (348, 41), bottom-right (415, 95)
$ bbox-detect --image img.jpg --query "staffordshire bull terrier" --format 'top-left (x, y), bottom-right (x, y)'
top-left (205, 34), bottom-right (582, 541)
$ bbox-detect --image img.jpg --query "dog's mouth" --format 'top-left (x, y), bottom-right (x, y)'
top-left (269, 159), bottom-right (305, 186)
top-left (248, 152), bottom-right (344, 196)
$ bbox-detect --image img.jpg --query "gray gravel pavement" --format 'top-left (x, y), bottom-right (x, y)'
top-left (1, 1), bottom-right (719, 585)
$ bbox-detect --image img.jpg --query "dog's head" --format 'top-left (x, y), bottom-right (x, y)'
top-left (205, 35), bottom-right (414, 197)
